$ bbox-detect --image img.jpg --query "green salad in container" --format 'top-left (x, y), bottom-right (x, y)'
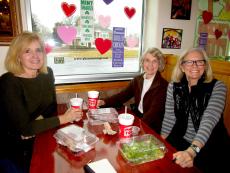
top-left (119, 134), bottom-right (166, 164)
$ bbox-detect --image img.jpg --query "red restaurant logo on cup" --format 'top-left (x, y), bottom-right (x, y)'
top-left (88, 91), bottom-right (99, 109)
top-left (118, 113), bottom-right (134, 138)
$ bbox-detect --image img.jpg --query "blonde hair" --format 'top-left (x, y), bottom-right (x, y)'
top-left (5, 31), bottom-right (48, 75)
top-left (171, 47), bottom-right (213, 82)
top-left (141, 47), bottom-right (165, 72)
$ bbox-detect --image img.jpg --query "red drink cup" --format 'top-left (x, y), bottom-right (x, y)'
top-left (88, 91), bottom-right (99, 109)
top-left (118, 113), bottom-right (134, 139)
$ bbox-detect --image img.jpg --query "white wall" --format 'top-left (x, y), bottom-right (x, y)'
top-left (0, 0), bottom-right (198, 75)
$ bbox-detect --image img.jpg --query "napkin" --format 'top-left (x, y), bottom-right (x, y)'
top-left (84, 159), bottom-right (116, 173)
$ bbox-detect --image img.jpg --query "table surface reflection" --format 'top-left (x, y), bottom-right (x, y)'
top-left (30, 105), bottom-right (201, 173)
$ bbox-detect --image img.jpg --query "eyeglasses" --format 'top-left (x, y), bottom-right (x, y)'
top-left (182, 60), bottom-right (206, 66)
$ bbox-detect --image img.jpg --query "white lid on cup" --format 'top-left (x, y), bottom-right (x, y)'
top-left (118, 113), bottom-right (134, 126)
top-left (70, 98), bottom-right (83, 107)
top-left (88, 91), bottom-right (99, 98)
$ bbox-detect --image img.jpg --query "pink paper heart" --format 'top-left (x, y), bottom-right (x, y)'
top-left (228, 30), bottom-right (230, 40)
top-left (44, 44), bottom-right (53, 54)
top-left (98, 15), bottom-right (111, 28)
top-left (57, 26), bottom-right (77, 45)
top-left (126, 36), bottom-right (138, 48)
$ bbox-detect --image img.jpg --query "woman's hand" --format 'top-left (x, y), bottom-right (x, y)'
top-left (59, 108), bottom-right (83, 125)
top-left (173, 148), bottom-right (196, 168)
top-left (97, 100), bottom-right (105, 107)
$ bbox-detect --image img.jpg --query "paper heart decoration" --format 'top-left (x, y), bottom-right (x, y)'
top-left (61, 2), bottom-right (76, 17)
top-left (103, 0), bottom-right (113, 5)
top-left (95, 38), bottom-right (112, 54)
top-left (202, 11), bottom-right (213, 24)
top-left (44, 44), bottom-right (53, 54)
top-left (57, 26), bottom-right (77, 44)
top-left (228, 30), bottom-right (230, 40)
top-left (99, 15), bottom-right (111, 28)
top-left (124, 7), bottom-right (136, 19)
top-left (127, 36), bottom-right (138, 48)
top-left (214, 29), bottom-right (222, 40)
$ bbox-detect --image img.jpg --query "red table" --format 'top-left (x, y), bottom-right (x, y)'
top-left (30, 106), bottom-right (201, 173)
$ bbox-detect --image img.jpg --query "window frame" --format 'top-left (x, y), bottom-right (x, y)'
top-left (23, 0), bottom-right (146, 84)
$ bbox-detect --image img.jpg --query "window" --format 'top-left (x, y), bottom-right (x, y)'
top-left (25, 0), bottom-right (145, 84)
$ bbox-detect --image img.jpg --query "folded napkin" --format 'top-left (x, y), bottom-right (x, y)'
top-left (84, 159), bottom-right (116, 173)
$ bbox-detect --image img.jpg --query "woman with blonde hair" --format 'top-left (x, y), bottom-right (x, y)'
top-left (98, 47), bottom-right (168, 133)
top-left (0, 32), bottom-right (82, 173)
top-left (161, 47), bottom-right (230, 172)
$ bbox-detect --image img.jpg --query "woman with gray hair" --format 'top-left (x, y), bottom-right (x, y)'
top-left (161, 47), bottom-right (230, 172)
top-left (98, 47), bottom-right (168, 133)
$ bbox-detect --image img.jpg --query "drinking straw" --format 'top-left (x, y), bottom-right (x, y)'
top-left (76, 93), bottom-right (78, 98)
top-left (125, 106), bottom-right (127, 114)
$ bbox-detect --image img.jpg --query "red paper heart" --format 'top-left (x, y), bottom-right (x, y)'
top-left (95, 38), bottom-right (112, 54)
top-left (124, 7), bottom-right (136, 19)
top-left (202, 11), bottom-right (213, 24)
top-left (45, 44), bottom-right (52, 54)
top-left (214, 29), bottom-right (222, 39)
top-left (61, 2), bottom-right (76, 17)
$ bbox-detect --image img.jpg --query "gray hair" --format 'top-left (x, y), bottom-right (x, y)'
top-left (141, 47), bottom-right (165, 72)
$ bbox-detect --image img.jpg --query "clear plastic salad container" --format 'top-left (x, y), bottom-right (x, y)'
top-left (87, 108), bottom-right (118, 125)
top-left (118, 134), bottom-right (167, 165)
top-left (54, 124), bottom-right (99, 153)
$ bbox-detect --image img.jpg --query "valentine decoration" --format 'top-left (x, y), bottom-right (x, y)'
top-left (45, 44), bottom-right (53, 54)
top-left (214, 29), bottom-right (222, 40)
top-left (103, 0), bottom-right (113, 5)
top-left (112, 27), bottom-right (125, 67)
top-left (95, 38), bottom-right (112, 54)
top-left (126, 36), bottom-right (138, 48)
top-left (99, 15), bottom-right (111, 28)
top-left (202, 11), bottom-right (213, 24)
top-left (124, 7), bottom-right (136, 19)
top-left (57, 26), bottom-right (77, 45)
top-left (61, 2), bottom-right (76, 17)
top-left (194, 0), bottom-right (229, 60)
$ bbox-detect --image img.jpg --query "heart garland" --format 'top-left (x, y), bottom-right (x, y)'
top-left (57, 26), bottom-right (77, 44)
top-left (202, 11), bottom-right (213, 24)
top-left (95, 38), bottom-right (112, 54)
top-left (61, 2), bottom-right (76, 17)
top-left (103, 0), bottom-right (113, 5)
top-left (99, 15), bottom-right (111, 28)
top-left (124, 7), bottom-right (136, 19)
top-left (214, 29), bottom-right (222, 40)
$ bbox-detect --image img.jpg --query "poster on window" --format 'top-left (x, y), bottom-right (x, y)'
top-left (161, 28), bottom-right (183, 49)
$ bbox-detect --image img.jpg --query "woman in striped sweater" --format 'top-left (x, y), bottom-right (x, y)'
top-left (161, 48), bottom-right (230, 173)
